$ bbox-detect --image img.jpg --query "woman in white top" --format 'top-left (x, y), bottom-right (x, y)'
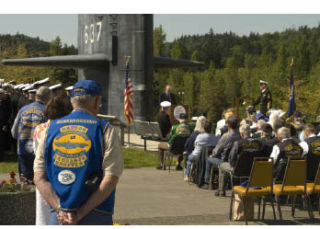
top-left (33, 96), bottom-right (71, 225)
top-left (184, 120), bottom-right (219, 181)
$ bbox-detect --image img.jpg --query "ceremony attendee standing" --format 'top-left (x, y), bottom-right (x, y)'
top-left (0, 89), bottom-right (12, 161)
top-left (158, 101), bottom-right (172, 138)
top-left (33, 96), bottom-right (71, 225)
top-left (159, 85), bottom-right (177, 105)
top-left (252, 80), bottom-right (272, 116)
top-left (11, 86), bottom-right (52, 183)
top-left (34, 80), bottom-right (124, 225)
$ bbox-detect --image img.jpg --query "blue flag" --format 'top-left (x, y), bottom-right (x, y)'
top-left (286, 59), bottom-right (296, 118)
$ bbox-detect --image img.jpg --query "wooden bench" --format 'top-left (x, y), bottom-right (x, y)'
top-left (134, 120), bottom-right (168, 151)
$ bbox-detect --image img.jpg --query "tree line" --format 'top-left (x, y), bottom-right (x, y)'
top-left (153, 24), bottom-right (320, 123)
top-left (0, 34), bottom-right (77, 86)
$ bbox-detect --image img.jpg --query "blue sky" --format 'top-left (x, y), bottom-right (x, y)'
top-left (0, 14), bottom-right (319, 46)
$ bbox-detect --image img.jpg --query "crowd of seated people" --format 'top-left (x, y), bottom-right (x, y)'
top-left (156, 106), bottom-right (320, 200)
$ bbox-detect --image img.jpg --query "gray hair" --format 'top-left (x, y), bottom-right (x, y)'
top-left (194, 116), bottom-right (206, 133)
top-left (36, 86), bottom-right (52, 104)
top-left (277, 127), bottom-right (291, 139)
top-left (70, 94), bottom-right (99, 108)
top-left (239, 124), bottom-right (251, 136)
top-left (257, 119), bottom-right (266, 129)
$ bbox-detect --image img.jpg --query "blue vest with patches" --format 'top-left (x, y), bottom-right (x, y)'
top-left (45, 109), bottom-right (115, 213)
top-left (17, 101), bottom-right (46, 156)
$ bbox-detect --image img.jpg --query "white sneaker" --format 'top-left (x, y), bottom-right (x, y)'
top-left (184, 176), bottom-right (189, 182)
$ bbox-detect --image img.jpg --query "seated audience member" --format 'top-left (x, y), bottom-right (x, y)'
top-left (299, 124), bottom-right (320, 181)
top-left (271, 117), bottom-right (285, 136)
top-left (203, 116), bottom-right (241, 188)
top-left (240, 106), bottom-right (256, 127)
top-left (285, 123), bottom-right (298, 141)
top-left (215, 108), bottom-right (234, 137)
top-left (157, 113), bottom-right (193, 170)
top-left (268, 110), bottom-right (285, 131)
top-left (184, 116), bottom-right (206, 156)
top-left (158, 101), bottom-right (172, 138)
top-left (259, 123), bottom-right (279, 157)
top-left (270, 127), bottom-right (303, 183)
top-left (217, 124), bottom-right (262, 196)
top-left (184, 120), bottom-right (219, 181)
top-left (292, 111), bottom-right (305, 133)
top-left (251, 119), bottom-right (266, 138)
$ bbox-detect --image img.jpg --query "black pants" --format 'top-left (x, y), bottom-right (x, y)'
top-left (18, 154), bottom-right (35, 182)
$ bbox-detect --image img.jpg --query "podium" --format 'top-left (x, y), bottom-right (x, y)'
top-left (168, 105), bottom-right (189, 126)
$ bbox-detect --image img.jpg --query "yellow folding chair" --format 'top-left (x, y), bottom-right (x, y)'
top-left (297, 162), bottom-right (320, 216)
top-left (229, 157), bottom-right (276, 225)
top-left (273, 158), bottom-right (313, 220)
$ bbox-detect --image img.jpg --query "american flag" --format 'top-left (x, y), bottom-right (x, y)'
top-left (124, 58), bottom-right (134, 124)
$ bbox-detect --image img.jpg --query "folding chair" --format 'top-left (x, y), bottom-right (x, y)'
top-left (273, 158), bottom-right (313, 220)
top-left (227, 149), bottom-right (260, 189)
top-left (229, 158), bottom-right (276, 225)
top-left (297, 162), bottom-right (320, 216)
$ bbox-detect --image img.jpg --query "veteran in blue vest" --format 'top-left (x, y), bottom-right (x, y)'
top-left (11, 86), bottom-right (52, 183)
top-left (33, 80), bottom-right (124, 225)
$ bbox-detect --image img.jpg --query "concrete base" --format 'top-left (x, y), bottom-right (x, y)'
top-left (0, 191), bottom-right (35, 225)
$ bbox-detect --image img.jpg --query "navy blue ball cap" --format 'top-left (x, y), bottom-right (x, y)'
top-left (71, 80), bottom-right (102, 97)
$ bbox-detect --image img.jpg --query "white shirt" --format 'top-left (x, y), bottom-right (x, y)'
top-left (269, 138), bottom-right (288, 164)
top-left (299, 134), bottom-right (316, 158)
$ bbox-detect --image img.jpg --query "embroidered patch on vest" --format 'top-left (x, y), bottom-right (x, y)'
top-left (58, 170), bottom-right (76, 185)
top-left (53, 125), bottom-right (92, 168)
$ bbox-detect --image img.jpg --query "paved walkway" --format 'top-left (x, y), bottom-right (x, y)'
top-left (1, 167), bottom-right (320, 225)
top-left (113, 167), bottom-right (320, 225)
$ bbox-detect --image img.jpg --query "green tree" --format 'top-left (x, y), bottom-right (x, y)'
top-left (153, 25), bottom-right (166, 56)
top-left (49, 36), bottom-right (62, 56)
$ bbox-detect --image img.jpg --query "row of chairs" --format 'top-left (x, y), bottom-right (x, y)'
top-left (230, 158), bottom-right (320, 224)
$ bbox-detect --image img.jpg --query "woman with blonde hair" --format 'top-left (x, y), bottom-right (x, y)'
top-left (184, 116), bottom-right (207, 157)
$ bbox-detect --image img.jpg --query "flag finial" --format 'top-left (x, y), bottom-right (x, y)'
top-left (290, 58), bottom-right (294, 67)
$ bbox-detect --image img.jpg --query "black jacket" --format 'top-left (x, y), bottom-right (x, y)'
top-left (253, 88), bottom-right (272, 115)
top-left (157, 110), bottom-right (172, 138)
top-left (159, 92), bottom-right (177, 105)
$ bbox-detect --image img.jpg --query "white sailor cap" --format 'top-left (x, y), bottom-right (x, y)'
top-left (22, 84), bottom-right (31, 91)
top-left (35, 77), bottom-right (50, 86)
top-left (14, 84), bottom-right (21, 89)
top-left (28, 89), bottom-right (37, 93)
top-left (19, 84), bottom-right (28, 90)
top-left (259, 80), bottom-right (268, 85)
top-left (160, 101), bottom-right (172, 108)
top-left (23, 84), bottom-right (34, 91)
top-left (49, 83), bottom-right (62, 91)
top-left (65, 86), bottom-right (73, 91)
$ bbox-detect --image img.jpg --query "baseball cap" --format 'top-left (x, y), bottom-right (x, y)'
top-left (71, 80), bottom-right (102, 97)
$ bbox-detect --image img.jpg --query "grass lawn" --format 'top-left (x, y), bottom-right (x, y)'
top-left (0, 162), bottom-right (18, 174)
top-left (123, 148), bottom-right (159, 168)
top-left (0, 148), bottom-right (160, 174)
